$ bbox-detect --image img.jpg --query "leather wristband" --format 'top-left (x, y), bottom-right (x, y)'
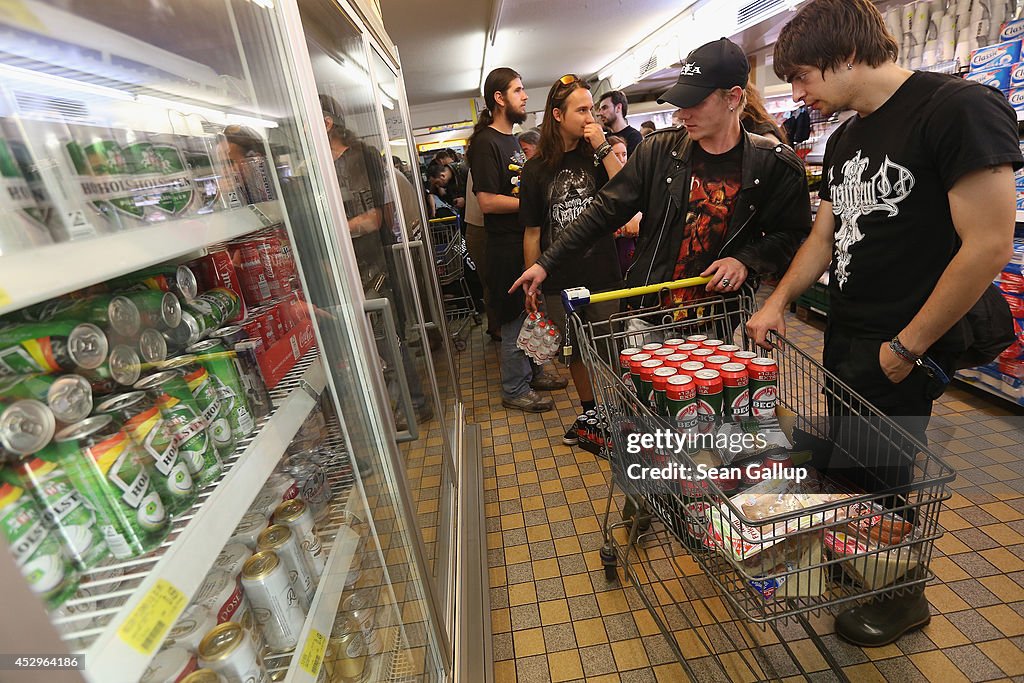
top-left (889, 336), bottom-right (919, 365)
top-left (593, 141), bottom-right (612, 166)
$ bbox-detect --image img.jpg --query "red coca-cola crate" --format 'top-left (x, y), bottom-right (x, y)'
top-left (256, 307), bottom-right (317, 388)
top-left (228, 238), bottom-right (275, 307)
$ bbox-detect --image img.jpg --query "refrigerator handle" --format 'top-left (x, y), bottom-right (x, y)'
top-left (393, 240), bottom-right (438, 331)
top-left (363, 296), bottom-right (419, 443)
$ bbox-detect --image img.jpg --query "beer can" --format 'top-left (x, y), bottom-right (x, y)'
top-left (0, 399), bottom-right (55, 455)
top-left (193, 570), bottom-right (264, 653)
top-left (708, 468), bottom-right (739, 494)
top-left (626, 353), bottom-right (652, 397)
top-left (166, 603), bottom-right (219, 653)
top-left (198, 622), bottom-right (268, 683)
top-left (693, 370), bottom-right (723, 434)
top-left (213, 543), bottom-right (252, 580)
top-left (54, 415), bottom-right (170, 558)
top-left (257, 525), bottom-right (314, 609)
top-left (664, 353), bottom-right (689, 369)
top-left (731, 351), bottom-right (758, 368)
top-left (665, 375), bottom-right (697, 433)
top-left (340, 590), bottom-right (379, 656)
top-left (690, 348), bottom-right (714, 362)
top-left (640, 343), bottom-right (663, 353)
top-left (141, 646), bottom-right (198, 683)
top-left (720, 363), bottom-right (750, 421)
top-left (84, 344), bottom-right (142, 391)
top-left (121, 291), bottom-right (182, 330)
top-left (231, 240), bottom-right (273, 307)
top-left (23, 295), bottom-right (141, 338)
top-left (704, 355), bottom-right (731, 371)
top-left (651, 367), bottom-right (679, 417)
top-left (210, 326), bottom-right (248, 348)
top-left (651, 348), bottom-right (676, 361)
top-left (191, 250), bottom-right (248, 323)
top-left (204, 289), bottom-right (243, 326)
top-left (118, 396), bottom-right (196, 516)
top-left (766, 452), bottom-right (794, 478)
top-left (282, 454), bottom-right (330, 522)
top-left (684, 334), bottom-right (707, 345)
top-left (180, 670), bottom-right (226, 683)
top-left (638, 359), bottom-right (664, 412)
top-left (662, 338), bottom-right (687, 349)
top-left (94, 391), bottom-right (149, 422)
top-left (185, 299), bottom-right (227, 340)
top-left (233, 341), bottom-right (271, 420)
top-left (238, 157), bottom-right (276, 204)
top-left (0, 477), bottom-right (80, 607)
top-left (13, 453), bottom-right (110, 570)
top-left (230, 512), bottom-right (268, 550)
top-left (112, 266), bottom-right (199, 303)
top-left (263, 472), bottom-right (299, 505)
top-left (326, 616), bottom-right (367, 682)
top-left (186, 339), bottom-right (255, 441)
top-left (164, 312), bottom-right (205, 351)
top-left (677, 361), bottom-right (705, 379)
top-left (676, 343), bottom-right (700, 354)
top-left (749, 357), bottom-right (779, 419)
top-left (272, 499), bottom-right (325, 578)
top-left (0, 373), bottom-right (92, 424)
top-left (717, 344), bottom-right (742, 359)
top-left (0, 321), bottom-right (108, 374)
top-left (163, 356), bottom-right (234, 458)
top-left (139, 328), bottom-right (169, 364)
top-left (135, 371), bottom-right (222, 488)
top-left (742, 458), bottom-right (765, 488)
top-left (701, 339), bottom-right (724, 351)
top-left (241, 551), bottom-right (306, 652)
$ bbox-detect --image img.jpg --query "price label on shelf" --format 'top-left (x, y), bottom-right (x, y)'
top-left (299, 629), bottom-right (327, 677)
top-left (116, 580), bottom-right (187, 655)
top-left (0, 287), bottom-right (10, 308)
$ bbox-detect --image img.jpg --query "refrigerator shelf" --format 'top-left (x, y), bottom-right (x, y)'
top-left (55, 350), bottom-right (325, 683)
top-left (0, 201), bottom-right (282, 316)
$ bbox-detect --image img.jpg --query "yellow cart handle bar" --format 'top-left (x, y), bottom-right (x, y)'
top-left (561, 276), bottom-right (712, 314)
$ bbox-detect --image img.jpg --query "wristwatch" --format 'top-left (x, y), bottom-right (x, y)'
top-left (593, 141), bottom-right (612, 166)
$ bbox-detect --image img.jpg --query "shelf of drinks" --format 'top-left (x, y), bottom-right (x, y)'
top-left (62, 349), bottom-right (324, 683)
top-left (0, 201), bottom-right (283, 317)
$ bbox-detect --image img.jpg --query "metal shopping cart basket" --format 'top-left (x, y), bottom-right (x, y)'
top-left (429, 215), bottom-right (479, 350)
top-left (564, 277), bottom-right (955, 682)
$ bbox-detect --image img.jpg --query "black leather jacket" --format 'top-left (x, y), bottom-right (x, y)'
top-left (536, 128), bottom-right (812, 307)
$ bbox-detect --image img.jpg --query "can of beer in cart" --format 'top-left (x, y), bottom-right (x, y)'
top-left (198, 622), bottom-right (268, 683)
top-left (194, 569), bottom-right (264, 653)
top-left (693, 369), bottom-right (723, 433)
top-left (701, 339), bottom-right (724, 352)
top-left (663, 338), bottom-right (687, 349)
top-left (638, 359), bottom-right (664, 412)
top-left (241, 551), bottom-right (306, 652)
top-left (272, 499), bottom-right (326, 578)
top-left (121, 291), bottom-right (182, 330)
top-left (663, 353), bottom-right (689, 369)
top-left (230, 511), bottom-right (268, 550)
top-left (641, 342), bottom-right (663, 353)
top-left (138, 328), bottom-right (169, 365)
top-left (0, 321), bottom-right (108, 375)
top-left (257, 524), bottom-right (314, 610)
top-left (748, 357), bottom-right (779, 419)
top-left (720, 363), bottom-right (750, 421)
top-left (684, 334), bottom-right (707, 345)
top-left (140, 646), bottom-right (198, 683)
top-left (166, 603), bottom-right (219, 653)
top-left (651, 367), bottom-right (679, 417)
top-left (717, 344), bottom-right (741, 360)
top-left (665, 375), bottom-right (697, 434)
top-left (0, 478), bottom-right (80, 608)
top-left (731, 350), bottom-right (758, 368)
top-left (627, 353), bottom-right (652, 397)
top-left (690, 348), bottom-right (714, 363)
top-left (13, 453), bottom-right (110, 570)
top-left (53, 415), bottom-right (169, 558)
top-left (0, 373), bottom-right (93, 425)
top-left (0, 399), bottom-right (55, 455)
top-left (651, 348), bottom-right (676, 362)
top-left (677, 361), bottom-right (705, 379)
top-left (187, 339), bottom-right (255, 441)
top-left (675, 343), bottom-right (700, 355)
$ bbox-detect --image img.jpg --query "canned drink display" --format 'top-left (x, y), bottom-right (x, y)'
top-left (240, 551), bottom-right (306, 652)
top-left (180, 670), bottom-right (226, 683)
top-left (135, 371), bottom-right (222, 488)
top-left (0, 373), bottom-right (93, 424)
top-left (637, 359), bottom-right (664, 412)
top-left (272, 499), bottom-right (325, 578)
top-left (193, 570), bottom-right (264, 653)
top-left (665, 375), bottom-right (698, 434)
top-left (257, 524), bottom-right (314, 609)
top-left (12, 454), bottom-right (109, 570)
top-left (186, 339), bottom-right (255, 441)
top-left (230, 511), bottom-right (268, 550)
top-left (0, 399), bottom-right (56, 455)
top-left (325, 616), bottom-right (367, 683)
top-left (113, 266), bottom-right (200, 303)
top-left (213, 543), bottom-right (252, 580)
top-left (140, 646), bottom-right (198, 683)
top-left (231, 239), bottom-right (274, 307)
top-left (166, 603), bottom-right (219, 653)
top-left (720, 363), bottom-right (750, 421)
top-left (0, 478), bottom-right (80, 608)
top-left (198, 622), bottom-right (268, 683)
top-left (651, 367), bottom-right (679, 417)
top-left (54, 415), bottom-right (169, 558)
top-left (118, 397), bottom-right (196, 516)
top-left (282, 455), bottom-right (330, 522)
top-left (693, 370), bottom-right (724, 434)
top-left (0, 321), bottom-right (108, 375)
top-left (232, 341), bottom-right (272, 420)
top-left (191, 250), bottom-right (248, 323)
top-left (139, 328), bottom-right (170, 364)
top-left (749, 357), bottom-right (779, 419)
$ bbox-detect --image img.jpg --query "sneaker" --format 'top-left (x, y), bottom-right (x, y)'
top-left (502, 390), bottom-right (553, 413)
top-left (531, 369), bottom-right (568, 391)
top-left (563, 422), bottom-right (581, 446)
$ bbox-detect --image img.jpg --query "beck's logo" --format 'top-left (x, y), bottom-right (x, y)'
top-left (679, 62), bottom-right (702, 76)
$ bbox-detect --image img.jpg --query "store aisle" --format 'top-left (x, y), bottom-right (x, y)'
top-left (456, 295), bottom-right (1024, 683)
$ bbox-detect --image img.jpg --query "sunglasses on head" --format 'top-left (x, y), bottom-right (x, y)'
top-left (558, 74), bottom-right (580, 86)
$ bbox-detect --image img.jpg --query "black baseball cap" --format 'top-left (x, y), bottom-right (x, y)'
top-left (658, 38), bottom-right (750, 108)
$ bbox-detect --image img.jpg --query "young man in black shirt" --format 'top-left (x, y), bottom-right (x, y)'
top-left (747, 0), bottom-right (1021, 647)
top-left (520, 74), bottom-right (625, 444)
top-left (596, 90), bottom-right (644, 156)
top-left (468, 68), bottom-right (566, 413)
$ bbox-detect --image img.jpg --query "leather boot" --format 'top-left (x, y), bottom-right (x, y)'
top-left (835, 588), bottom-right (930, 647)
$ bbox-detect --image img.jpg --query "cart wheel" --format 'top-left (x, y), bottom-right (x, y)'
top-left (600, 545), bottom-right (618, 582)
top-left (472, 314), bottom-right (482, 326)
top-left (454, 339), bottom-right (467, 351)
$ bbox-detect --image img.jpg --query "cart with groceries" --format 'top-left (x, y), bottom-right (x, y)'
top-left (563, 277), bottom-right (955, 682)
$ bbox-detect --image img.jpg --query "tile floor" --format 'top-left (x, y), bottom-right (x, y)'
top-left (456, 291), bottom-right (1024, 683)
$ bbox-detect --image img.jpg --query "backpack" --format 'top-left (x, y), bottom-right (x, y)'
top-left (952, 283), bottom-right (1015, 370)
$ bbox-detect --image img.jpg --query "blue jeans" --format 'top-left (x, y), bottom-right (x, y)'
top-left (500, 313), bottom-right (542, 400)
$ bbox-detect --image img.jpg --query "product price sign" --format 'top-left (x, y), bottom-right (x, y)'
top-left (117, 579), bottom-right (187, 655)
top-left (299, 629), bottom-right (327, 677)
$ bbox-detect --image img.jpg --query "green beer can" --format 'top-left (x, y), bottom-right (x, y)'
top-left (187, 339), bottom-right (255, 441)
top-left (9, 453), bottom-right (110, 570)
top-left (0, 321), bottom-right (108, 375)
top-left (22, 295), bottom-right (141, 338)
top-left (0, 399), bottom-right (56, 456)
top-left (120, 291), bottom-right (182, 330)
top-left (54, 415), bottom-right (169, 559)
top-left (134, 371), bottom-right (222, 488)
top-left (0, 373), bottom-right (93, 424)
top-left (0, 477), bottom-right (80, 608)
top-left (160, 355), bottom-right (234, 457)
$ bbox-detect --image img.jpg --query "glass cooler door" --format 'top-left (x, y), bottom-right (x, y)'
top-left (0, 0), bottom-right (449, 681)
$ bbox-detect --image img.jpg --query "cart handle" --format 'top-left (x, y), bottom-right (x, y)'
top-left (561, 276), bottom-right (712, 314)
top-left (428, 216), bottom-right (458, 224)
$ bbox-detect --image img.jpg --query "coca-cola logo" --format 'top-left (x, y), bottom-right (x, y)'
top-left (298, 326), bottom-right (314, 345)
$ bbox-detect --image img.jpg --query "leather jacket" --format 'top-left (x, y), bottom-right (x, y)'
top-left (536, 128), bottom-right (812, 307)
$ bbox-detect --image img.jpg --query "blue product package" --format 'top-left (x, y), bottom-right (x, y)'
top-left (1002, 18), bottom-right (1024, 42)
top-left (1009, 88), bottom-right (1024, 112)
top-left (1011, 62), bottom-right (1024, 88)
top-left (971, 40), bottom-right (1023, 70)
top-left (966, 66), bottom-right (1012, 91)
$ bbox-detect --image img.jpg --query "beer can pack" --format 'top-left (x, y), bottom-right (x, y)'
top-left (241, 551), bottom-right (306, 652)
top-left (198, 622), bottom-right (269, 683)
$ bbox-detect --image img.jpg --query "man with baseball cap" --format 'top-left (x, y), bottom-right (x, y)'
top-left (511, 37), bottom-right (811, 313)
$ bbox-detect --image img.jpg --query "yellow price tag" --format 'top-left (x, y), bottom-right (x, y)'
top-left (116, 580), bottom-right (187, 655)
top-left (299, 629), bottom-right (327, 676)
top-left (0, 287), bottom-right (10, 308)
top-left (0, 0), bottom-right (44, 30)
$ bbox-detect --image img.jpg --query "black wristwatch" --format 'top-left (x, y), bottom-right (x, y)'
top-left (593, 141), bottom-right (612, 166)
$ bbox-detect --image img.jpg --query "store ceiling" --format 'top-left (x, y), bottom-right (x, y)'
top-left (381, 0), bottom-right (691, 106)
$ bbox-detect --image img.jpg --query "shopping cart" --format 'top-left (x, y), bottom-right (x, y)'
top-left (428, 215), bottom-right (479, 351)
top-left (564, 277), bottom-right (955, 682)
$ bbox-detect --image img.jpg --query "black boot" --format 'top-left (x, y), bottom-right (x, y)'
top-left (835, 589), bottom-right (931, 647)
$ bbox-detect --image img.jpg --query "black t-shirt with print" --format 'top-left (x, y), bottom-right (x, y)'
top-left (466, 126), bottom-right (526, 236)
top-left (820, 71), bottom-right (1022, 338)
top-left (607, 124), bottom-right (644, 156)
top-left (520, 145), bottom-right (623, 294)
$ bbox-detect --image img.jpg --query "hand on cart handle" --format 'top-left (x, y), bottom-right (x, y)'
top-left (510, 263), bottom-right (548, 298)
top-left (701, 257), bottom-right (748, 293)
top-left (745, 302), bottom-right (786, 351)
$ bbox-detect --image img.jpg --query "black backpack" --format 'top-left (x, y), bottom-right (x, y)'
top-left (953, 283), bottom-right (1015, 370)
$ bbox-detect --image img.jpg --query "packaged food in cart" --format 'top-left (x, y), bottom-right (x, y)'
top-left (743, 533), bottom-right (826, 600)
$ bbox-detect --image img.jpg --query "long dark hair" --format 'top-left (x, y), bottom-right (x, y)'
top-left (741, 84), bottom-right (788, 144)
top-left (468, 67), bottom-right (521, 155)
top-left (535, 75), bottom-right (590, 170)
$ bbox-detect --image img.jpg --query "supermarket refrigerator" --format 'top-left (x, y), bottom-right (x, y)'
top-left (0, 1), bottom-right (485, 682)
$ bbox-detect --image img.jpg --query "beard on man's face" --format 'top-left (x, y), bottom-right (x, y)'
top-left (509, 108), bottom-right (527, 125)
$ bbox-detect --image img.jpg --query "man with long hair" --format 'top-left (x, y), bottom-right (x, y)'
top-left (468, 68), bottom-right (566, 413)
top-left (747, 0), bottom-right (1020, 647)
top-left (520, 75), bottom-right (625, 444)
